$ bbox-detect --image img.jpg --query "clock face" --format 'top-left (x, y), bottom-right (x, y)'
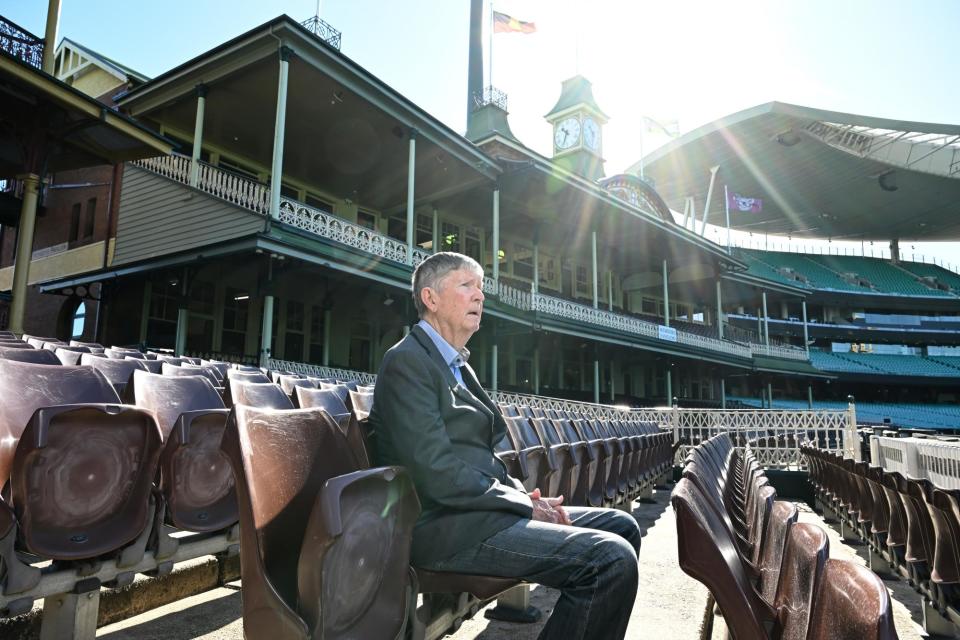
top-left (583, 118), bottom-right (601, 151)
top-left (554, 116), bottom-right (581, 150)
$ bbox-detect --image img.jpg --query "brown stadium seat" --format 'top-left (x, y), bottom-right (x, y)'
top-left (892, 473), bottom-right (933, 583)
top-left (503, 416), bottom-right (559, 496)
top-left (908, 478), bottom-right (960, 600)
top-left (0, 340), bottom-right (34, 349)
top-left (132, 356), bottom-right (164, 373)
top-left (0, 359), bottom-right (162, 569)
top-left (220, 404), bottom-right (420, 639)
top-left (879, 471), bottom-right (909, 569)
top-left (161, 361), bottom-right (223, 390)
top-left (226, 368), bottom-right (271, 383)
top-left (105, 347), bottom-right (145, 359)
top-left (230, 380), bottom-right (294, 410)
top-left (69, 340), bottom-right (103, 349)
top-left (806, 559), bottom-right (898, 640)
top-left (758, 500), bottom-right (799, 603)
top-left (130, 371), bottom-right (236, 532)
top-left (932, 489), bottom-right (960, 612)
top-left (529, 416), bottom-right (581, 502)
top-left (296, 386), bottom-right (369, 468)
top-left (573, 417), bottom-right (618, 505)
top-left (54, 345), bottom-right (90, 365)
top-left (279, 375), bottom-right (317, 407)
top-left (0, 346), bottom-right (61, 365)
top-left (773, 523), bottom-right (829, 640)
top-left (0, 331), bottom-right (15, 339)
top-left (672, 477), bottom-right (776, 639)
top-left (81, 353), bottom-right (148, 395)
top-left (548, 414), bottom-right (598, 507)
top-left (25, 336), bottom-right (56, 349)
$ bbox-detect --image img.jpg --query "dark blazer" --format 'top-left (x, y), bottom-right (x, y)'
top-left (369, 324), bottom-right (533, 565)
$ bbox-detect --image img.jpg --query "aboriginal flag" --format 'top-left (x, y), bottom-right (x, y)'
top-left (493, 11), bottom-right (536, 34)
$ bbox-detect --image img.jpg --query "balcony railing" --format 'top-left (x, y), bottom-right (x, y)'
top-left (749, 342), bottom-right (809, 361)
top-left (0, 16), bottom-right (43, 69)
top-left (134, 155), bottom-right (778, 362)
top-left (300, 16), bottom-right (342, 51)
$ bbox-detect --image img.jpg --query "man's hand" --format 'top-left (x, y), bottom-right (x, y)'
top-left (528, 488), bottom-right (572, 525)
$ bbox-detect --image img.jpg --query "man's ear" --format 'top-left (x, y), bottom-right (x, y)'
top-left (420, 286), bottom-right (436, 312)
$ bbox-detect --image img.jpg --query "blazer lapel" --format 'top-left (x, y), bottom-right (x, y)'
top-left (410, 326), bottom-right (493, 417)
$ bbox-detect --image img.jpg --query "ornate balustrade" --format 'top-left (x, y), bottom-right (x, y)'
top-left (267, 359), bottom-right (378, 385)
top-left (632, 406), bottom-right (857, 469)
top-left (134, 155), bottom-right (788, 364)
top-left (1, 16), bottom-right (43, 69)
top-left (750, 342), bottom-right (809, 361)
top-left (871, 436), bottom-right (960, 489)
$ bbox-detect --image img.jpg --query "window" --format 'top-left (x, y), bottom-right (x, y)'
top-left (538, 254), bottom-right (558, 289)
top-left (387, 216), bottom-right (406, 240)
top-left (416, 214), bottom-right (433, 249)
top-left (146, 280), bottom-right (179, 348)
top-left (221, 288), bottom-right (249, 356)
top-left (464, 227), bottom-right (482, 263)
top-left (71, 302), bottom-right (86, 338)
top-left (357, 211), bottom-right (377, 231)
top-left (575, 265), bottom-right (590, 296)
top-left (69, 202), bottom-right (81, 242)
top-left (188, 282), bottom-right (215, 315)
top-left (305, 194), bottom-right (333, 212)
top-left (441, 221), bottom-right (461, 252)
top-left (309, 305), bottom-right (325, 363)
top-left (513, 245), bottom-right (534, 280)
top-left (348, 319), bottom-right (371, 371)
top-left (284, 300), bottom-right (305, 361)
top-left (83, 198), bottom-right (96, 239)
top-left (280, 183), bottom-right (299, 200)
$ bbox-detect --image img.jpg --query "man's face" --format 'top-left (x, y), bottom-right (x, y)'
top-left (428, 267), bottom-right (485, 343)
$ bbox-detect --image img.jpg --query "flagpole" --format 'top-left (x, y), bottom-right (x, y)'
top-left (724, 184), bottom-right (731, 255)
top-left (487, 0), bottom-right (493, 88)
top-left (638, 118), bottom-right (645, 179)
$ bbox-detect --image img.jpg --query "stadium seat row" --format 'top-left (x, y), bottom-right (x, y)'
top-left (673, 434), bottom-right (898, 639)
top-left (0, 334), bottom-right (674, 638)
top-left (803, 445), bottom-right (960, 631)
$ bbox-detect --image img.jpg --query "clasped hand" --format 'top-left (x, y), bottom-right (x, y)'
top-left (528, 488), bottom-right (572, 525)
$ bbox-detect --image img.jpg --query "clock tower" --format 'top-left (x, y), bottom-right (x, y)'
top-left (545, 75), bottom-right (608, 181)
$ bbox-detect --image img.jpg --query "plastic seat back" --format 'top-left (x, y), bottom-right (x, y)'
top-left (280, 376), bottom-right (317, 406)
top-left (131, 371), bottom-right (234, 531)
top-left (773, 523), bottom-right (829, 640)
top-left (296, 386), bottom-right (369, 468)
top-left (221, 405), bottom-right (420, 639)
top-left (55, 346), bottom-right (89, 365)
top-left (806, 559), bottom-right (898, 640)
top-left (231, 380), bottom-right (294, 410)
top-left (82, 353), bottom-right (147, 395)
top-left (758, 500), bottom-right (799, 603)
top-left (0, 346), bottom-right (61, 364)
top-left (0, 360), bottom-right (161, 560)
top-left (671, 478), bottom-right (775, 639)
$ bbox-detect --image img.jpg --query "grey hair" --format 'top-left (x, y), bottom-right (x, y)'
top-left (412, 252), bottom-right (483, 318)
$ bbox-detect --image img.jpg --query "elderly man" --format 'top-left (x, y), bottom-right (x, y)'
top-left (370, 252), bottom-right (640, 640)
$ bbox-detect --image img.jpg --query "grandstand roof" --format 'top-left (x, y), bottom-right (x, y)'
top-left (635, 102), bottom-right (960, 241)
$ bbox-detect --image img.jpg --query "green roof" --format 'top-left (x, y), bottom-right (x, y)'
top-left (544, 75), bottom-right (609, 121)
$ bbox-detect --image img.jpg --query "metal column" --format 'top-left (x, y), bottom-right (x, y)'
top-left (260, 295), bottom-right (274, 368)
top-left (762, 291), bottom-right (770, 347)
top-left (492, 187), bottom-right (500, 281)
top-left (716, 279), bottom-right (723, 339)
top-left (432, 206), bottom-right (440, 253)
top-left (189, 84), bottom-right (207, 187)
top-left (593, 359), bottom-right (600, 404)
top-left (269, 47), bottom-right (292, 220)
top-left (7, 174), bottom-right (40, 333)
top-left (405, 130), bottom-right (417, 264)
top-left (802, 300), bottom-right (810, 355)
top-left (720, 378), bottom-right (726, 409)
top-left (322, 309), bottom-right (332, 366)
top-left (591, 231), bottom-right (599, 308)
top-left (662, 260), bottom-right (670, 327)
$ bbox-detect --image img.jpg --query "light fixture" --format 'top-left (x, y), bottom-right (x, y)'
top-left (383, 295), bottom-right (394, 306)
top-left (234, 294), bottom-right (249, 301)
top-left (774, 129), bottom-right (801, 147)
top-left (331, 89), bottom-right (344, 105)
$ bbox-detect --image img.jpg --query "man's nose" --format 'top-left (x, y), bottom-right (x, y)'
top-left (475, 286), bottom-right (485, 302)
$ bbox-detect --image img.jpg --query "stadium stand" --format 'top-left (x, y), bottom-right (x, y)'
top-left (808, 351), bottom-right (960, 378)
top-left (900, 261), bottom-right (960, 292)
top-left (812, 254), bottom-right (949, 297)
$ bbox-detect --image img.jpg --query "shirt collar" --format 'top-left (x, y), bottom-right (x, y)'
top-left (417, 319), bottom-right (470, 369)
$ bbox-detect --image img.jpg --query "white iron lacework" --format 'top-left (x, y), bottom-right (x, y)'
top-left (871, 436), bottom-right (960, 489)
top-left (269, 358), bottom-right (854, 470)
top-left (136, 155), bottom-right (805, 362)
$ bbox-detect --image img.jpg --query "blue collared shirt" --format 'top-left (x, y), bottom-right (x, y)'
top-left (417, 319), bottom-right (470, 385)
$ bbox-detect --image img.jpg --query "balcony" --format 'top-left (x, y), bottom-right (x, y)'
top-left (132, 155), bottom-right (790, 363)
top-left (0, 15), bottom-right (43, 70)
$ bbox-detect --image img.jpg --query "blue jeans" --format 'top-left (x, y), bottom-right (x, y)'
top-left (424, 507), bottom-right (641, 640)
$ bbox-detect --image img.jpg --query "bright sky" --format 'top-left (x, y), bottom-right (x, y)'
top-left (8, 0), bottom-right (960, 266)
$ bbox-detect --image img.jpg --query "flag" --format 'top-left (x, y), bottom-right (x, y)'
top-left (642, 116), bottom-right (680, 138)
top-left (727, 191), bottom-right (763, 213)
top-left (493, 11), bottom-right (536, 34)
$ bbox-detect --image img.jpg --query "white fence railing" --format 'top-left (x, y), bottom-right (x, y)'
top-left (750, 342), bottom-right (810, 361)
top-left (266, 358), bottom-right (853, 470)
top-left (267, 359), bottom-right (378, 385)
top-left (870, 436), bottom-right (960, 489)
top-left (135, 155), bottom-right (801, 364)
top-left (631, 407), bottom-right (857, 469)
